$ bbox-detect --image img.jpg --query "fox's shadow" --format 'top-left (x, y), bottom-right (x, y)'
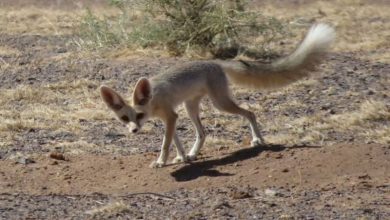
top-left (170, 144), bottom-right (320, 182)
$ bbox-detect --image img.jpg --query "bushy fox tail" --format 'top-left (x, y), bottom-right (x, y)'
top-left (219, 23), bottom-right (336, 89)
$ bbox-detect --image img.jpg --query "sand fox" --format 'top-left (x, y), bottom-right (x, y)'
top-left (100, 23), bottom-right (335, 168)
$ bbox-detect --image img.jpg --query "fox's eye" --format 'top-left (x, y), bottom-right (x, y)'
top-left (136, 113), bottom-right (144, 121)
top-left (121, 115), bottom-right (130, 123)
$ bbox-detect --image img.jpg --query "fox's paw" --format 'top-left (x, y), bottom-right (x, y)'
top-left (251, 137), bottom-right (265, 147)
top-left (186, 154), bottom-right (197, 161)
top-left (171, 156), bottom-right (187, 164)
top-left (149, 160), bottom-right (165, 168)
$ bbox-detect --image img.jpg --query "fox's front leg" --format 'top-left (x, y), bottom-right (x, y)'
top-left (184, 97), bottom-right (206, 161)
top-left (171, 133), bottom-right (187, 164)
top-left (150, 112), bottom-right (177, 168)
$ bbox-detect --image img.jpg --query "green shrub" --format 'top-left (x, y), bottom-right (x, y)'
top-left (76, 0), bottom-right (288, 58)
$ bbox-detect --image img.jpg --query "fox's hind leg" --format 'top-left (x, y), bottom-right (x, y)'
top-left (185, 96), bottom-right (206, 161)
top-left (208, 84), bottom-right (264, 147)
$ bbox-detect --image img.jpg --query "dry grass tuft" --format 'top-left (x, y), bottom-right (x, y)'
top-left (0, 7), bottom-right (81, 35)
top-left (45, 140), bottom-right (100, 155)
top-left (86, 200), bottom-right (130, 217)
top-left (260, 0), bottom-right (390, 62)
top-left (206, 136), bottom-right (238, 149)
top-left (0, 79), bottom-right (109, 150)
top-left (330, 100), bottom-right (390, 126)
top-left (1, 86), bottom-right (46, 105)
top-left (0, 45), bottom-right (20, 56)
top-left (0, 116), bottom-right (36, 132)
top-left (363, 126), bottom-right (390, 144)
top-left (265, 99), bottom-right (390, 145)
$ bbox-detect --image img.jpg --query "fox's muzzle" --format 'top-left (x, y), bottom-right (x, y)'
top-left (127, 122), bottom-right (139, 134)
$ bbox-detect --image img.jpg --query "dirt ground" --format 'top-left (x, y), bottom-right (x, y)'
top-left (0, 0), bottom-right (389, 219)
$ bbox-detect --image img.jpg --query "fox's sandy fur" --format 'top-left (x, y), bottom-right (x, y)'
top-left (100, 23), bottom-right (335, 168)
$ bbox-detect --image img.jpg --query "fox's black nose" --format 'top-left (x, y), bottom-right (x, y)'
top-left (132, 128), bottom-right (138, 133)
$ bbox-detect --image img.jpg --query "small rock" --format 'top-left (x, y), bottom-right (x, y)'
top-left (105, 132), bottom-right (126, 139)
top-left (56, 48), bottom-right (67, 53)
top-left (78, 118), bottom-right (87, 123)
top-left (282, 168), bottom-right (289, 173)
top-left (366, 90), bottom-right (375, 95)
top-left (18, 157), bottom-right (35, 165)
top-left (274, 153), bottom-right (283, 159)
top-left (49, 152), bottom-right (66, 161)
top-left (265, 188), bottom-right (277, 197)
top-left (229, 189), bottom-right (252, 199)
top-left (358, 174), bottom-right (371, 180)
top-left (359, 181), bottom-right (373, 188)
top-left (269, 203), bottom-right (277, 207)
top-left (363, 208), bottom-right (373, 214)
top-left (213, 200), bottom-right (232, 210)
top-left (280, 214), bottom-right (294, 220)
top-left (233, 163), bottom-right (241, 167)
top-left (63, 175), bottom-right (72, 180)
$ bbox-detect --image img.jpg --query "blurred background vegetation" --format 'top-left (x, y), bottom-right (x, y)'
top-left (76, 0), bottom-right (289, 58)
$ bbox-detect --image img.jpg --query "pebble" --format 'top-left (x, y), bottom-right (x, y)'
top-left (18, 157), bottom-right (35, 165)
top-left (265, 188), bottom-right (277, 197)
top-left (49, 152), bottom-right (66, 161)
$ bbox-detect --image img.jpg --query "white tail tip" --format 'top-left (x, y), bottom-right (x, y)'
top-left (303, 23), bottom-right (336, 51)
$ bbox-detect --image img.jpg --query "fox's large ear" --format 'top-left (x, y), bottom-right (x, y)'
top-left (100, 85), bottom-right (126, 110)
top-left (133, 77), bottom-right (151, 105)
